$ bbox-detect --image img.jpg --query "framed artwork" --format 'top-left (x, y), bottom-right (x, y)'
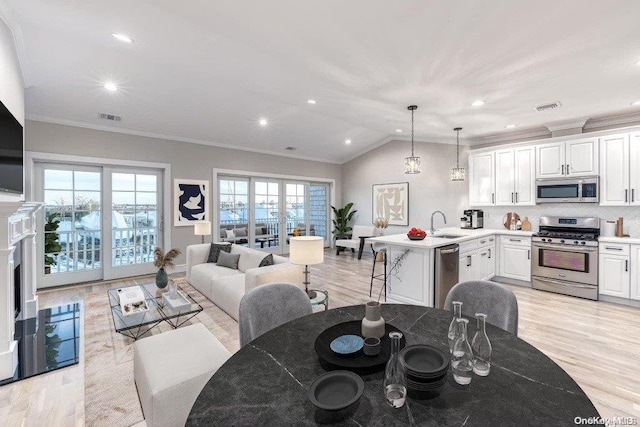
top-left (372, 182), bottom-right (409, 226)
top-left (174, 179), bottom-right (209, 226)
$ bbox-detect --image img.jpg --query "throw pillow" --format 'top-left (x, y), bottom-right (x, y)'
top-left (234, 228), bottom-right (248, 238)
top-left (259, 253), bottom-right (274, 267)
top-left (225, 229), bottom-right (235, 239)
top-left (207, 243), bottom-right (231, 263)
top-left (216, 250), bottom-right (241, 270)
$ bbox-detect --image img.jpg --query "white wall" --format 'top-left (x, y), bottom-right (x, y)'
top-left (0, 17), bottom-right (25, 202)
top-left (25, 120), bottom-right (342, 263)
top-left (342, 139), bottom-right (468, 233)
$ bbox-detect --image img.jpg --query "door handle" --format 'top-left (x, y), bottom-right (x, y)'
top-left (440, 247), bottom-right (459, 254)
top-left (527, 249), bottom-right (531, 260)
top-left (561, 164), bottom-right (565, 175)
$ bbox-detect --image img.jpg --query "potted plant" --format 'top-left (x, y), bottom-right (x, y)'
top-left (44, 212), bottom-right (62, 274)
top-left (153, 247), bottom-right (181, 288)
top-left (331, 202), bottom-right (357, 239)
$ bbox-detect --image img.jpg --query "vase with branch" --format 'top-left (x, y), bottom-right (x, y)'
top-left (362, 249), bottom-right (411, 338)
top-left (153, 247), bottom-right (181, 289)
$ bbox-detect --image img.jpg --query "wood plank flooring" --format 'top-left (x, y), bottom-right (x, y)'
top-left (0, 249), bottom-right (638, 425)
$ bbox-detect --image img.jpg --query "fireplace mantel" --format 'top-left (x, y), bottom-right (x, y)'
top-left (0, 201), bottom-right (44, 380)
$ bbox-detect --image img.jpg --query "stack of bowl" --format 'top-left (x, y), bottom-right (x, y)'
top-left (399, 344), bottom-right (449, 392)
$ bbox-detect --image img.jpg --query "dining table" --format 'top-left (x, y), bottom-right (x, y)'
top-left (187, 304), bottom-right (600, 426)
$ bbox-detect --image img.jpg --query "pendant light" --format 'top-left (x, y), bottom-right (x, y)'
top-left (405, 105), bottom-right (421, 174)
top-left (451, 127), bottom-right (465, 181)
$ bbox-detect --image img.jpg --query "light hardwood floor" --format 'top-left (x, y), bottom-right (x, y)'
top-left (1, 249), bottom-right (639, 425)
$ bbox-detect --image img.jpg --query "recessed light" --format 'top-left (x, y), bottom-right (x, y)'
top-left (345, 139), bottom-right (352, 145)
top-left (104, 82), bottom-right (118, 92)
top-left (307, 99), bottom-right (317, 104)
top-left (635, 59), bottom-right (640, 66)
top-left (395, 129), bottom-right (403, 133)
top-left (471, 100), bottom-right (486, 107)
top-left (505, 124), bottom-right (518, 129)
top-left (259, 118), bottom-right (268, 126)
top-left (631, 100), bottom-right (640, 106)
top-left (111, 33), bottom-right (134, 43)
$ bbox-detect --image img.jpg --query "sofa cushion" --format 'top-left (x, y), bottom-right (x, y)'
top-left (211, 274), bottom-right (246, 321)
top-left (237, 250), bottom-right (270, 273)
top-left (234, 227), bottom-right (248, 238)
top-left (217, 250), bottom-right (240, 269)
top-left (224, 229), bottom-right (235, 239)
top-left (189, 263), bottom-right (239, 300)
top-left (259, 254), bottom-right (274, 267)
top-left (207, 242), bottom-right (231, 263)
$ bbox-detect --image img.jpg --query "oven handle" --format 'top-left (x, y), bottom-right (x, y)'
top-left (532, 243), bottom-right (598, 253)
top-left (533, 277), bottom-right (597, 290)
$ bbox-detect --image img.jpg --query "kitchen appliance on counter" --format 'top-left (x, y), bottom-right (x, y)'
top-left (535, 176), bottom-right (599, 203)
top-left (462, 209), bottom-right (483, 229)
top-left (434, 244), bottom-right (459, 309)
top-left (531, 216), bottom-right (600, 300)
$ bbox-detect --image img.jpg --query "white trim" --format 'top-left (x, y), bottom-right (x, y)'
top-left (27, 116), bottom-right (342, 165)
top-left (545, 118), bottom-right (589, 133)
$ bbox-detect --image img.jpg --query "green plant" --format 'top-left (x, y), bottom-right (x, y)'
top-left (331, 202), bottom-right (357, 237)
top-left (44, 213), bottom-right (62, 268)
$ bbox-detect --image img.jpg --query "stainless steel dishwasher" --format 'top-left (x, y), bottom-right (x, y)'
top-left (434, 244), bottom-right (460, 309)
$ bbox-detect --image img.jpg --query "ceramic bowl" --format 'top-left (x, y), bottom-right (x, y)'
top-left (407, 234), bottom-right (427, 240)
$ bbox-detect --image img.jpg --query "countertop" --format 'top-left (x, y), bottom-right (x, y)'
top-left (368, 227), bottom-right (534, 249)
top-left (599, 236), bottom-right (640, 245)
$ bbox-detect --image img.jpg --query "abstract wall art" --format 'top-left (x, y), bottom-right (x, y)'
top-left (174, 179), bottom-right (209, 226)
top-left (372, 182), bottom-right (409, 226)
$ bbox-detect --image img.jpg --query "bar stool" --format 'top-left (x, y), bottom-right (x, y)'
top-left (370, 242), bottom-right (387, 301)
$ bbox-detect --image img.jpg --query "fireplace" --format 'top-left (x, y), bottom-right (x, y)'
top-left (14, 239), bottom-right (22, 319)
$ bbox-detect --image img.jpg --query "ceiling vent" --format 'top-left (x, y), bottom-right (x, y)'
top-left (534, 102), bottom-right (562, 112)
top-left (285, 146), bottom-right (297, 151)
top-left (99, 113), bottom-right (122, 121)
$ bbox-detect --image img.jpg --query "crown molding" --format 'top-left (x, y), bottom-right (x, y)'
top-left (26, 115), bottom-right (342, 165)
top-left (546, 118), bottom-right (588, 132)
top-left (468, 127), bottom-right (551, 146)
top-left (585, 111), bottom-right (640, 130)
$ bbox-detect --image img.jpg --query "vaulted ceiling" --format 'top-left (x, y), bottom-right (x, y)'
top-left (1, 0), bottom-right (639, 163)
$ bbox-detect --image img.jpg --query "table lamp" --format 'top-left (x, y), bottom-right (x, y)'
top-left (289, 236), bottom-right (324, 299)
top-left (194, 220), bottom-right (211, 244)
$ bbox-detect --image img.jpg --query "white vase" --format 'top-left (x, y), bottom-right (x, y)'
top-left (361, 301), bottom-right (385, 338)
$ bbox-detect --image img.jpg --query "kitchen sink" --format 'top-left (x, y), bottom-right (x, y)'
top-left (433, 234), bottom-right (464, 239)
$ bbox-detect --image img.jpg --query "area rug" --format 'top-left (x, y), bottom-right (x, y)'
top-left (83, 279), bottom-right (240, 427)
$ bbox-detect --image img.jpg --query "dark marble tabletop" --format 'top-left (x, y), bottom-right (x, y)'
top-left (187, 304), bottom-right (600, 426)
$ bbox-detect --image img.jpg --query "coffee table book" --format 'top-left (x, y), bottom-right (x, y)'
top-left (117, 285), bottom-right (150, 316)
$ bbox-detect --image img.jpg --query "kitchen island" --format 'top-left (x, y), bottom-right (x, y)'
top-left (368, 228), bottom-right (533, 307)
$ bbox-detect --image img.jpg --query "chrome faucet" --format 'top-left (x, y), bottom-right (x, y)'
top-left (430, 210), bottom-right (447, 235)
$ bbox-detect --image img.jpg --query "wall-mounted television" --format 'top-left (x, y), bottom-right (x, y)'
top-left (0, 99), bottom-right (24, 195)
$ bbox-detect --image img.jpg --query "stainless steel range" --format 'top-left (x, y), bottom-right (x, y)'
top-left (531, 216), bottom-right (600, 300)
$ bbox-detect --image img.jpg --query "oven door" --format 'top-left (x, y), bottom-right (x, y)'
top-left (531, 243), bottom-right (598, 285)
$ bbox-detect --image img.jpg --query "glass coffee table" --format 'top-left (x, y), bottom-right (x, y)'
top-left (108, 282), bottom-right (203, 340)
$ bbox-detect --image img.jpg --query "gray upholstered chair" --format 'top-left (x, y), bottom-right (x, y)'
top-left (239, 282), bottom-right (313, 347)
top-left (444, 280), bottom-right (518, 336)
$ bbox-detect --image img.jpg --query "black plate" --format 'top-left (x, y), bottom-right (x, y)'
top-left (308, 370), bottom-right (364, 411)
top-left (399, 344), bottom-right (449, 375)
top-left (314, 321), bottom-right (406, 370)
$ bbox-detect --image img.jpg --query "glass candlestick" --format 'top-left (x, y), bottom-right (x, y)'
top-left (472, 313), bottom-right (492, 376)
top-left (452, 318), bottom-right (474, 385)
top-left (383, 331), bottom-right (407, 408)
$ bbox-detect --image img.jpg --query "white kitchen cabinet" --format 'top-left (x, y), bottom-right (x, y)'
top-left (536, 138), bottom-right (598, 178)
top-left (598, 253), bottom-right (630, 298)
top-left (495, 147), bottom-right (535, 206)
top-left (629, 245), bottom-right (640, 301)
top-left (459, 251), bottom-right (476, 284)
top-left (468, 152), bottom-right (495, 206)
top-left (457, 236), bottom-right (495, 282)
top-left (600, 133), bottom-right (640, 206)
top-left (478, 236), bottom-right (496, 279)
top-left (498, 236), bottom-right (531, 282)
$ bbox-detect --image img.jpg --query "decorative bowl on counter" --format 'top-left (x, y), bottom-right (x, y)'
top-left (407, 234), bottom-right (426, 241)
top-left (407, 227), bottom-right (427, 240)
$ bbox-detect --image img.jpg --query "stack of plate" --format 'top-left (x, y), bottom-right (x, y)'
top-left (399, 344), bottom-right (449, 392)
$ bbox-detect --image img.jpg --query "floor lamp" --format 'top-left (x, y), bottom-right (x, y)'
top-left (289, 236), bottom-right (324, 299)
top-left (194, 221), bottom-right (211, 244)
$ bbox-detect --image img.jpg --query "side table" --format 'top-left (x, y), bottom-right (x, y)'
top-left (309, 289), bottom-right (329, 311)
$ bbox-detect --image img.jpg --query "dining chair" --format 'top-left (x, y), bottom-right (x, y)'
top-left (444, 280), bottom-right (518, 336)
top-left (239, 282), bottom-right (313, 347)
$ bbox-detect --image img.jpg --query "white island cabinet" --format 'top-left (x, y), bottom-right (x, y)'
top-left (368, 229), bottom-right (532, 307)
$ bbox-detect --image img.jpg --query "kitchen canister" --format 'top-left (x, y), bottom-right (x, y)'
top-left (602, 220), bottom-right (616, 237)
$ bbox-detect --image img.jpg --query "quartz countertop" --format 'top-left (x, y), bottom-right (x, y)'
top-left (368, 227), bottom-right (534, 249)
top-left (598, 236), bottom-right (640, 245)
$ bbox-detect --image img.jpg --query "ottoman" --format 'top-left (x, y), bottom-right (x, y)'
top-left (134, 323), bottom-right (231, 427)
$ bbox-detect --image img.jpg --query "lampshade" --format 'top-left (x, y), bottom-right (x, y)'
top-left (194, 221), bottom-right (211, 236)
top-left (289, 236), bottom-right (324, 265)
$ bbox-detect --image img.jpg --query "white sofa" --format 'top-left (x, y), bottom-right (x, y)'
top-left (186, 243), bottom-right (303, 321)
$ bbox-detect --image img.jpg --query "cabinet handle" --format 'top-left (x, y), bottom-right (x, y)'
top-left (516, 192), bottom-right (518, 203)
top-left (625, 189), bottom-right (628, 203)
top-left (509, 238), bottom-right (522, 242)
top-left (527, 249), bottom-right (531, 260)
top-left (488, 248), bottom-right (492, 259)
top-left (562, 164), bottom-right (565, 175)
top-left (492, 193), bottom-right (495, 204)
top-left (633, 189), bottom-right (635, 203)
top-left (481, 252), bottom-right (487, 257)
top-left (605, 246), bottom-right (623, 251)
top-left (566, 163), bottom-right (570, 174)
top-left (511, 192), bottom-right (514, 203)
top-left (625, 260), bottom-right (629, 272)
top-left (480, 240), bottom-right (487, 244)
top-left (467, 255), bottom-right (472, 267)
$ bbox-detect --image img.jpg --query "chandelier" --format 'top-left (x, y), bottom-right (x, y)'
top-left (451, 127), bottom-right (465, 181)
top-left (405, 105), bottom-right (421, 174)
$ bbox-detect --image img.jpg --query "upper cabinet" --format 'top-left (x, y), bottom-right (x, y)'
top-left (536, 138), bottom-right (599, 178)
top-left (495, 147), bottom-right (535, 206)
top-left (600, 132), bottom-right (640, 206)
top-left (469, 152), bottom-right (495, 206)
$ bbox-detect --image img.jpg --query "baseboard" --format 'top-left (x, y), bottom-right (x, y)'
top-left (598, 295), bottom-right (640, 308)
top-left (172, 264), bottom-right (186, 274)
top-left (491, 276), bottom-right (532, 288)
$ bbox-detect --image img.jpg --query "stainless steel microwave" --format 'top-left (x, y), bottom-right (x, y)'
top-left (535, 176), bottom-right (599, 203)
